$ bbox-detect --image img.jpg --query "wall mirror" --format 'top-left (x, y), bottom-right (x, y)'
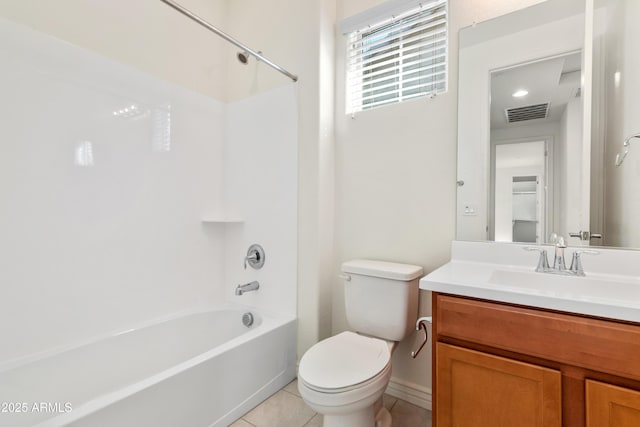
top-left (456, 0), bottom-right (640, 249)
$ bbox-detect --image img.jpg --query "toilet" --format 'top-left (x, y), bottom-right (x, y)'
top-left (298, 259), bottom-right (423, 427)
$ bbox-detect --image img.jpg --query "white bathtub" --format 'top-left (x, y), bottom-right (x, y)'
top-left (0, 306), bottom-right (296, 427)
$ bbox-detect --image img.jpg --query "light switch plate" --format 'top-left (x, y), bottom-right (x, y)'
top-left (463, 204), bottom-right (478, 216)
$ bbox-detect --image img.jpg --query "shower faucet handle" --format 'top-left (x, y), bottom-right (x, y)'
top-left (244, 253), bottom-right (257, 269)
top-left (244, 244), bottom-right (265, 270)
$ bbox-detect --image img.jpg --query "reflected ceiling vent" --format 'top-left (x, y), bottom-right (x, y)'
top-left (505, 103), bottom-right (550, 123)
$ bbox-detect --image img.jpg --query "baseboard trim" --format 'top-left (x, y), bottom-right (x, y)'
top-left (385, 377), bottom-right (432, 411)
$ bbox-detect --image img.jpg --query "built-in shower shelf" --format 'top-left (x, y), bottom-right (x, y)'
top-left (201, 216), bottom-right (244, 224)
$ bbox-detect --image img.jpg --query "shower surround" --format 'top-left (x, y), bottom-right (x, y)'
top-left (0, 14), bottom-right (297, 426)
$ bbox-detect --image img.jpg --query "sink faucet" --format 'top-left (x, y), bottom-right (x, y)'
top-left (235, 280), bottom-right (260, 296)
top-left (524, 238), bottom-right (599, 276)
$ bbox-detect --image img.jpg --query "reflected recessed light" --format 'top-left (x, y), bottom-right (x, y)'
top-left (112, 103), bottom-right (146, 119)
top-left (512, 89), bottom-right (529, 98)
top-left (614, 71), bottom-right (621, 88)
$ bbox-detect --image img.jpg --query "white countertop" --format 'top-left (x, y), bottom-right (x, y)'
top-left (420, 241), bottom-right (640, 323)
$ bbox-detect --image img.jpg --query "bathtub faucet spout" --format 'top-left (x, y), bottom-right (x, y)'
top-left (235, 280), bottom-right (260, 296)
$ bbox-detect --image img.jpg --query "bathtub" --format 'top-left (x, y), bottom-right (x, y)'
top-left (0, 306), bottom-right (296, 427)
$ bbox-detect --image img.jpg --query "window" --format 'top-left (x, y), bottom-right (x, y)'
top-left (345, 0), bottom-right (448, 113)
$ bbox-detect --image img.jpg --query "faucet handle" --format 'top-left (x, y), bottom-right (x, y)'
top-left (573, 249), bottom-right (600, 256)
top-left (569, 249), bottom-right (600, 276)
top-left (243, 244), bottom-right (265, 270)
top-left (244, 252), bottom-right (258, 270)
top-left (523, 246), bottom-right (550, 272)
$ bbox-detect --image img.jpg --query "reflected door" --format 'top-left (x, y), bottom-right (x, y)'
top-left (491, 140), bottom-right (547, 243)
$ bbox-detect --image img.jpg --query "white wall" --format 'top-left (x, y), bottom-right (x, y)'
top-left (0, 0), bottom-right (229, 102)
top-left (559, 97), bottom-right (585, 244)
top-left (223, 86), bottom-right (298, 316)
top-left (492, 122), bottom-right (563, 143)
top-left (0, 17), bottom-right (226, 362)
top-left (334, 0), bottom-right (549, 408)
top-left (601, 0), bottom-right (640, 247)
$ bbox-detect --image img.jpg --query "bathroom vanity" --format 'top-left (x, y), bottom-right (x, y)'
top-left (438, 0), bottom-right (640, 423)
top-left (421, 241), bottom-right (640, 427)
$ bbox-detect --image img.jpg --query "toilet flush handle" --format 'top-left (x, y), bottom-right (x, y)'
top-left (410, 316), bottom-right (432, 359)
top-left (338, 273), bottom-right (351, 281)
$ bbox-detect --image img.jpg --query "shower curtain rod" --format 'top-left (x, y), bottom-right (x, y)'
top-left (159, 0), bottom-right (298, 82)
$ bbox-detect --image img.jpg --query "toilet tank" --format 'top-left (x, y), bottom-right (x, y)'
top-left (342, 259), bottom-right (423, 342)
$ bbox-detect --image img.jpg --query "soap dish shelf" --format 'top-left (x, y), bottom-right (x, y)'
top-left (201, 216), bottom-right (244, 224)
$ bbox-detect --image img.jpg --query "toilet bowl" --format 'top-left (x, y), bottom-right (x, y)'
top-left (298, 332), bottom-right (395, 427)
top-left (297, 259), bottom-right (424, 427)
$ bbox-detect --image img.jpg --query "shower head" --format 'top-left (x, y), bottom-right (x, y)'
top-left (237, 50), bottom-right (250, 64)
top-left (236, 50), bottom-right (262, 65)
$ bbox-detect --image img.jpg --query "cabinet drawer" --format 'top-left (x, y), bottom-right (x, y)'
top-left (436, 294), bottom-right (640, 381)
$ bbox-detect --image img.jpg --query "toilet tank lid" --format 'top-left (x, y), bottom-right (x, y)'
top-left (341, 259), bottom-right (424, 281)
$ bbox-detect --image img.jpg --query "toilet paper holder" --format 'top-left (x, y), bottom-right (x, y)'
top-left (410, 316), bottom-right (432, 359)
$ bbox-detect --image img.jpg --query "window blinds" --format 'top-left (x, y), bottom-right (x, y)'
top-left (345, 0), bottom-right (448, 113)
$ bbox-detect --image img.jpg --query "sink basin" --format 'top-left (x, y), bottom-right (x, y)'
top-left (419, 241), bottom-right (640, 323)
top-left (488, 269), bottom-right (640, 306)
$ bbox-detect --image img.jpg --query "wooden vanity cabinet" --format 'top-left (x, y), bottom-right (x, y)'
top-left (432, 293), bottom-right (640, 427)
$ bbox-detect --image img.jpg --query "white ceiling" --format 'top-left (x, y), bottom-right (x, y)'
top-left (490, 52), bottom-right (582, 129)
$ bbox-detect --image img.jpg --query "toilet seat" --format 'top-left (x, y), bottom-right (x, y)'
top-left (299, 363), bottom-right (390, 395)
top-left (298, 331), bottom-right (391, 393)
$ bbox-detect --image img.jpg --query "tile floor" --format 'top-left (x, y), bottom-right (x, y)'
top-left (230, 379), bottom-right (432, 427)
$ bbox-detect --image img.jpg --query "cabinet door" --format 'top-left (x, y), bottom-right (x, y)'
top-left (586, 380), bottom-right (640, 426)
top-left (437, 343), bottom-right (562, 427)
